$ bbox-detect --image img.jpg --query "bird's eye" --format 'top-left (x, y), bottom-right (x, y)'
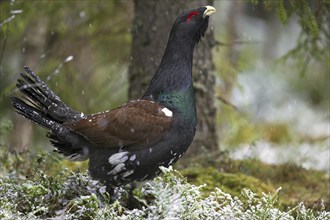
top-left (186, 11), bottom-right (199, 22)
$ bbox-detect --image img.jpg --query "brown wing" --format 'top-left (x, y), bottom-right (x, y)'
top-left (66, 99), bottom-right (173, 150)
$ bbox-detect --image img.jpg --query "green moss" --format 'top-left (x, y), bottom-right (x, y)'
top-left (179, 158), bottom-right (330, 212)
top-left (260, 123), bottom-right (292, 144)
top-left (181, 166), bottom-right (276, 198)
top-left (0, 145), bottom-right (329, 218)
top-left (226, 159), bottom-right (330, 211)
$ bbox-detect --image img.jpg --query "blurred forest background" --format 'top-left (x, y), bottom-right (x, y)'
top-left (0, 0), bottom-right (329, 212)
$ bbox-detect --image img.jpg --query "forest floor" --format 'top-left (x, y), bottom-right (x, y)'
top-left (1, 147), bottom-right (329, 219)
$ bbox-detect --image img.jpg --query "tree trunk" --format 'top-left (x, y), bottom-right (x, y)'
top-left (128, 0), bottom-right (218, 155)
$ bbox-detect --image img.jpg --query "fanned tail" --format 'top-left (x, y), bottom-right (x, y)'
top-left (14, 66), bottom-right (83, 122)
top-left (12, 66), bottom-right (89, 161)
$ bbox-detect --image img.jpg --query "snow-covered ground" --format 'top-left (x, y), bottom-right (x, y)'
top-left (230, 70), bottom-right (329, 173)
top-left (230, 140), bottom-right (329, 173)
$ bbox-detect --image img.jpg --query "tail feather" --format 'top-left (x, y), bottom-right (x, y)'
top-left (12, 97), bottom-right (55, 130)
top-left (12, 66), bottom-right (89, 161)
top-left (16, 66), bottom-right (84, 122)
top-left (47, 133), bottom-right (88, 161)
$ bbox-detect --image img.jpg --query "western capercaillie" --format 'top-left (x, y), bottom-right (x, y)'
top-left (12, 6), bottom-right (216, 190)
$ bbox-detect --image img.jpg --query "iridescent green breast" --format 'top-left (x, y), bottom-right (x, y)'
top-left (157, 85), bottom-right (196, 125)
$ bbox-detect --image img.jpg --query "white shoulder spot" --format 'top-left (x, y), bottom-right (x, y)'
top-left (161, 107), bottom-right (173, 117)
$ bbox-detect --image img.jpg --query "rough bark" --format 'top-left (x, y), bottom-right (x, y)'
top-left (128, 0), bottom-right (218, 155)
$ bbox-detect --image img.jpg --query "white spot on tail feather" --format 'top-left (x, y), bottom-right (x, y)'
top-left (66, 146), bottom-right (89, 161)
top-left (108, 152), bottom-right (128, 165)
top-left (108, 163), bottom-right (125, 175)
top-left (169, 157), bottom-right (176, 166)
top-left (129, 154), bottom-right (136, 161)
top-left (122, 170), bottom-right (134, 178)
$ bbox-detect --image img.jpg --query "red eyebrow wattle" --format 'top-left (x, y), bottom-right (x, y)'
top-left (186, 11), bottom-right (199, 22)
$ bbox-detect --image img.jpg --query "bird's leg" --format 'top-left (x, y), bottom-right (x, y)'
top-left (125, 182), bottom-right (142, 209)
top-left (106, 184), bottom-right (119, 203)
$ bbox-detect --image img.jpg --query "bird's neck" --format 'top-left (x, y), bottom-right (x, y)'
top-left (142, 37), bottom-right (196, 122)
top-left (143, 36), bottom-right (195, 101)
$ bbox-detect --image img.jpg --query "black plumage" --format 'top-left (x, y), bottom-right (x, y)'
top-left (12, 6), bottom-right (216, 188)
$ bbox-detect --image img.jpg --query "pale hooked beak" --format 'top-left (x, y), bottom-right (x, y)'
top-left (203, 6), bottom-right (216, 18)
